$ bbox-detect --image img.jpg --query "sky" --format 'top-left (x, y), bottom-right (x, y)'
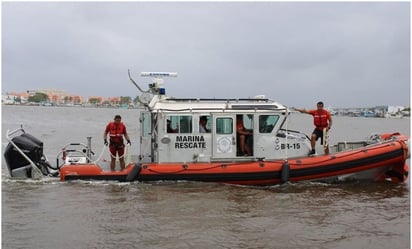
top-left (2, 2), bottom-right (410, 108)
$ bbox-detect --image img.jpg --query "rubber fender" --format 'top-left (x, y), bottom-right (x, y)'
top-left (126, 163), bottom-right (141, 182)
top-left (281, 161), bottom-right (290, 184)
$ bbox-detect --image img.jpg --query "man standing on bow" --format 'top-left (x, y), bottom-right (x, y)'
top-left (104, 115), bottom-right (131, 171)
top-left (294, 101), bottom-right (332, 155)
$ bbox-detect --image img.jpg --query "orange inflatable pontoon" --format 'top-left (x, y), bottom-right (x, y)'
top-left (58, 134), bottom-right (408, 185)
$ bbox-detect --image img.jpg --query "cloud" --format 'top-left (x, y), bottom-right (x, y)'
top-left (2, 2), bottom-right (410, 107)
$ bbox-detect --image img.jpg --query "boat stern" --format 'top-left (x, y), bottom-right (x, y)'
top-left (382, 133), bottom-right (410, 183)
top-left (383, 163), bottom-right (409, 183)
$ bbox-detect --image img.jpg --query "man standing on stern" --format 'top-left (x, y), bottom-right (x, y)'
top-left (104, 115), bottom-right (131, 171)
top-left (294, 101), bottom-right (332, 156)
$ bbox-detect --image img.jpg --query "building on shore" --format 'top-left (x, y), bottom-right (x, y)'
top-left (2, 90), bottom-right (409, 116)
top-left (328, 106), bottom-right (409, 118)
top-left (2, 89), bottom-right (83, 105)
top-left (2, 90), bottom-right (126, 107)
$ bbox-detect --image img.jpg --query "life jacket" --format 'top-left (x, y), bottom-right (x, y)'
top-left (236, 121), bottom-right (244, 131)
top-left (311, 109), bottom-right (330, 129)
top-left (106, 122), bottom-right (126, 144)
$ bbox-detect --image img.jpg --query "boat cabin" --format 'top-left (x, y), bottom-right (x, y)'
top-left (134, 72), bottom-right (312, 163)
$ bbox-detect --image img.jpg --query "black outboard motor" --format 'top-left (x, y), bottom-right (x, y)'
top-left (4, 131), bottom-right (50, 178)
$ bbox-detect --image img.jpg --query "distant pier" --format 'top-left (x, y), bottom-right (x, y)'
top-left (328, 106), bottom-right (409, 118)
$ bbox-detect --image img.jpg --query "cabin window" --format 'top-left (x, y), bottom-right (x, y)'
top-left (167, 115), bottom-right (193, 133)
top-left (199, 115), bottom-right (211, 133)
top-left (240, 114), bottom-right (254, 130)
top-left (216, 117), bottom-right (233, 134)
top-left (141, 112), bottom-right (151, 136)
top-left (259, 115), bottom-right (279, 133)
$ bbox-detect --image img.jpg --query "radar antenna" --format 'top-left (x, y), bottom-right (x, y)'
top-left (140, 71), bottom-right (177, 95)
top-left (128, 69), bottom-right (177, 105)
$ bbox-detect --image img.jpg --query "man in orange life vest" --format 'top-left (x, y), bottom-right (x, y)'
top-left (294, 101), bottom-right (332, 155)
top-left (104, 115), bottom-right (131, 171)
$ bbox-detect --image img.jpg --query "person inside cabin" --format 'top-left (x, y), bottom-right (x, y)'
top-left (167, 119), bottom-right (178, 133)
top-left (236, 115), bottom-right (252, 156)
top-left (103, 115), bottom-right (131, 171)
top-left (294, 101), bottom-right (332, 155)
top-left (199, 116), bottom-right (210, 133)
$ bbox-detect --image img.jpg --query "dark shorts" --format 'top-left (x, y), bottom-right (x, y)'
top-left (109, 143), bottom-right (125, 157)
top-left (312, 128), bottom-right (324, 145)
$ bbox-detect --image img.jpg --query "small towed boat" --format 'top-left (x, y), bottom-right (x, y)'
top-left (59, 163), bottom-right (141, 182)
top-left (4, 71), bottom-right (410, 185)
top-left (4, 126), bottom-right (142, 182)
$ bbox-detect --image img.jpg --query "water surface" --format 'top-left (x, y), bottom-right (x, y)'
top-left (2, 105), bottom-right (410, 249)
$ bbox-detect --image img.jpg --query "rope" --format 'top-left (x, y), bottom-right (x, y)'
top-left (146, 162), bottom-right (257, 175)
top-left (106, 144), bottom-right (130, 159)
top-left (92, 144), bottom-right (109, 164)
top-left (286, 141), bottom-right (396, 166)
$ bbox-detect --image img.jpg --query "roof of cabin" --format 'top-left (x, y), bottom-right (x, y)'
top-left (148, 96), bottom-right (288, 112)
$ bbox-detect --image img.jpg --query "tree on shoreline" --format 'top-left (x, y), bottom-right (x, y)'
top-left (28, 92), bottom-right (49, 103)
top-left (120, 96), bottom-right (131, 105)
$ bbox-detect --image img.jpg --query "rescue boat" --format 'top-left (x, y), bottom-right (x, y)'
top-left (3, 71), bottom-right (410, 185)
top-left (134, 135), bottom-right (409, 184)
